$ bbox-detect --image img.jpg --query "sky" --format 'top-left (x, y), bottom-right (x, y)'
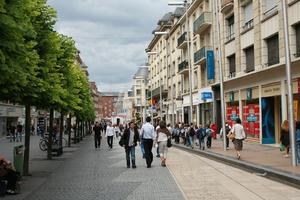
top-left (47, 0), bottom-right (173, 92)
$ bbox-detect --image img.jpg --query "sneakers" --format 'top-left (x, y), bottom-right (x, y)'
top-left (284, 154), bottom-right (290, 158)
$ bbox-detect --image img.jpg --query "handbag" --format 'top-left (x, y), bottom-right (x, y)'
top-left (279, 143), bottom-right (285, 152)
top-left (227, 132), bottom-right (235, 140)
top-left (167, 138), bottom-right (172, 148)
top-left (118, 137), bottom-right (125, 147)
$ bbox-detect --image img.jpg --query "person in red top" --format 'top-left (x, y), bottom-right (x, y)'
top-left (210, 123), bottom-right (217, 139)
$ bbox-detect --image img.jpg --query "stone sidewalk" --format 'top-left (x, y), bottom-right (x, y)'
top-left (167, 147), bottom-right (300, 200)
top-left (174, 138), bottom-right (300, 186)
top-left (1, 136), bottom-right (184, 200)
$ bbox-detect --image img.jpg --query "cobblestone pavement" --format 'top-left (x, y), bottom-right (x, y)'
top-left (3, 136), bottom-right (184, 200)
top-left (167, 148), bottom-right (300, 200)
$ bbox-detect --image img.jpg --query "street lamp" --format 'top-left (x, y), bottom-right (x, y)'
top-left (168, 1), bottom-right (193, 124)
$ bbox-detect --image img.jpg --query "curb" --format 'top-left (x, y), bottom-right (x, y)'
top-left (173, 144), bottom-right (300, 189)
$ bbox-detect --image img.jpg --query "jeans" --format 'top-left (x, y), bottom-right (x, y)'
top-left (107, 136), bottom-right (113, 149)
top-left (16, 132), bottom-right (22, 142)
top-left (143, 139), bottom-right (153, 167)
top-left (207, 136), bottom-right (212, 148)
top-left (9, 133), bottom-right (15, 142)
top-left (189, 136), bottom-right (194, 148)
top-left (125, 146), bottom-right (136, 167)
top-left (140, 142), bottom-right (145, 157)
top-left (94, 134), bottom-right (101, 148)
top-left (199, 138), bottom-right (205, 150)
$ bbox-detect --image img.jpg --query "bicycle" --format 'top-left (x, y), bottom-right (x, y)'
top-left (39, 136), bottom-right (67, 151)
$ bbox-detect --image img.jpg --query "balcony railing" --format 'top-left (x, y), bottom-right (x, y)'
top-left (193, 12), bottom-right (212, 34)
top-left (178, 60), bottom-right (189, 73)
top-left (194, 46), bottom-right (212, 64)
top-left (177, 32), bottom-right (187, 48)
top-left (242, 19), bottom-right (254, 32)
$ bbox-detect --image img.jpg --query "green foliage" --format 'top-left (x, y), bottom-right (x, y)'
top-left (0, 0), bottom-right (95, 121)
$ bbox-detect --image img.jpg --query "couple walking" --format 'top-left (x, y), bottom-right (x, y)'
top-left (140, 117), bottom-right (171, 168)
top-left (121, 117), bottom-right (171, 168)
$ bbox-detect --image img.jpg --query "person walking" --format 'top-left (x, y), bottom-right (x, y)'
top-left (93, 122), bottom-right (102, 149)
top-left (230, 118), bottom-right (246, 159)
top-left (206, 124), bottom-right (213, 149)
top-left (121, 122), bottom-right (140, 168)
top-left (106, 122), bottom-right (114, 149)
top-left (280, 120), bottom-right (290, 158)
top-left (172, 124), bottom-right (180, 144)
top-left (16, 123), bottom-right (23, 142)
top-left (156, 121), bottom-right (171, 167)
top-left (140, 117), bottom-right (156, 168)
top-left (9, 124), bottom-right (16, 142)
top-left (221, 122), bottom-right (231, 150)
top-left (196, 124), bottom-right (206, 150)
top-left (296, 121), bottom-right (300, 164)
top-left (188, 123), bottom-right (195, 149)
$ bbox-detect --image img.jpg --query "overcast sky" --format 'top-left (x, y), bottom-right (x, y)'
top-left (48, 0), bottom-right (172, 92)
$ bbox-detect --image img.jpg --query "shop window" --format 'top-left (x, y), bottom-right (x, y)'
top-left (227, 54), bottom-right (236, 78)
top-left (245, 46), bottom-right (254, 72)
top-left (296, 23), bottom-right (300, 58)
top-left (266, 34), bottom-right (279, 66)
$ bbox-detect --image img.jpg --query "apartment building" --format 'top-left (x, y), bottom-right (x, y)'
top-left (89, 82), bottom-right (101, 121)
top-left (147, 0), bottom-right (221, 127)
top-left (220, 0), bottom-right (300, 144)
top-left (100, 92), bottom-right (119, 120)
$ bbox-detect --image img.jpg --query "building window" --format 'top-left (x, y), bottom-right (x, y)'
top-left (243, 1), bottom-right (253, 31)
top-left (227, 54), bottom-right (236, 77)
top-left (296, 23), bottom-right (300, 58)
top-left (136, 89), bottom-right (141, 95)
top-left (264, 0), bottom-right (277, 15)
top-left (266, 34), bottom-right (279, 66)
top-left (137, 98), bottom-right (141, 105)
top-left (226, 15), bottom-right (235, 41)
top-left (245, 46), bottom-right (254, 72)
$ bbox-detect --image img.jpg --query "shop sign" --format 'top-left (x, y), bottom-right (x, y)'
top-left (246, 88), bottom-right (252, 101)
top-left (229, 92), bottom-right (234, 103)
top-left (201, 92), bottom-right (213, 101)
top-left (226, 106), bottom-right (239, 123)
top-left (262, 84), bottom-right (281, 97)
top-left (206, 50), bottom-right (215, 80)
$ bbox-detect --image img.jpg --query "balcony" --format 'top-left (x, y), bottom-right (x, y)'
top-left (193, 12), bottom-right (212, 35)
top-left (177, 32), bottom-right (187, 49)
top-left (221, 0), bottom-right (234, 14)
top-left (178, 60), bottom-right (189, 74)
top-left (152, 86), bottom-right (168, 99)
top-left (194, 46), bottom-right (212, 65)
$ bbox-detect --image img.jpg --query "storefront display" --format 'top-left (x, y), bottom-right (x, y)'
top-left (226, 105), bottom-right (239, 126)
top-left (242, 104), bottom-right (260, 138)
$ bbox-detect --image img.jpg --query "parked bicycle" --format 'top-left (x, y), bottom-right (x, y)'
top-left (39, 136), bottom-right (67, 151)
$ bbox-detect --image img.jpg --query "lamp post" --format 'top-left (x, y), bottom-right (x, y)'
top-left (168, 0), bottom-right (193, 124)
top-left (215, 0), bottom-right (227, 151)
top-left (281, 0), bottom-right (297, 166)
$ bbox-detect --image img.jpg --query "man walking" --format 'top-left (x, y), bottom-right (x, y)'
top-left (106, 122), bottom-right (114, 149)
top-left (93, 122), bottom-right (102, 149)
top-left (140, 117), bottom-right (156, 168)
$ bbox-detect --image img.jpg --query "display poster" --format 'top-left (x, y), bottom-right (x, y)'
top-left (226, 106), bottom-right (239, 126)
top-left (243, 104), bottom-right (260, 138)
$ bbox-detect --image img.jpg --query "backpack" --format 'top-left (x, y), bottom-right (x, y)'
top-left (206, 128), bottom-right (213, 137)
top-left (189, 128), bottom-right (195, 137)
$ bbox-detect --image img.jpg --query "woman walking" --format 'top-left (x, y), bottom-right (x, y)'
top-left (231, 118), bottom-right (246, 160)
top-left (156, 121), bottom-right (171, 167)
top-left (280, 120), bottom-right (290, 158)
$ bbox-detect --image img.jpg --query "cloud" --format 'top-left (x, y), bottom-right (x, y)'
top-left (48, 0), bottom-right (172, 92)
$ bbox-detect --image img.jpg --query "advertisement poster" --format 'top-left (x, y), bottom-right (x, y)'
top-left (243, 104), bottom-right (260, 138)
top-left (226, 106), bottom-right (239, 126)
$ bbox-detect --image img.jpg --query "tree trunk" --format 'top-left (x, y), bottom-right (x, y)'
top-left (47, 109), bottom-right (54, 160)
top-left (59, 112), bottom-right (64, 154)
top-left (23, 104), bottom-right (31, 176)
top-left (80, 121), bottom-right (83, 140)
top-left (68, 114), bottom-right (71, 147)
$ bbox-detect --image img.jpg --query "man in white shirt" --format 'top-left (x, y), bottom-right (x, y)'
top-left (106, 122), bottom-right (115, 149)
top-left (140, 117), bottom-right (156, 168)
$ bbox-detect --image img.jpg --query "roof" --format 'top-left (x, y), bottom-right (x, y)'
top-left (173, 7), bottom-right (185, 17)
top-left (158, 12), bottom-right (173, 25)
top-left (133, 67), bottom-right (149, 79)
top-left (101, 92), bottom-right (120, 97)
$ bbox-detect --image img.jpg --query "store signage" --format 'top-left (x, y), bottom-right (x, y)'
top-left (246, 88), bottom-right (252, 101)
top-left (201, 92), bottom-right (213, 101)
top-left (230, 92), bottom-right (234, 103)
top-left (262, 84), bottom-right (281, 97)
top-left (206, 50), bottom-right (215, 80)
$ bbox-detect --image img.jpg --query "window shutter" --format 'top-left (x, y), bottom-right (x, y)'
top-left (267, 35), bottom-right (279, 66)
top-left (245, 46), bottom-right (254, 72)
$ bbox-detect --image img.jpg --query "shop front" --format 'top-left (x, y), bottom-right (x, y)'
top-left (198, 87), bottom-right (214, 127)
top-left (241, 87), bottom-right (260, 140)
top-left (225, 91), bottom-right (240, 126)
top-left (0, 103), bottom-right (24, 137)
